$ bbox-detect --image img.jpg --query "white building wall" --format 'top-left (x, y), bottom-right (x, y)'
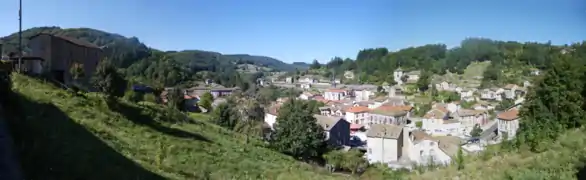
top-left (264, 113), bottom-right (277, 129)
top-left (408, 140), bottom-right (451, 165)
top-left (366, 137), bottom-right (398, 164)
top-left (498, 119), bottom-right (520, 139)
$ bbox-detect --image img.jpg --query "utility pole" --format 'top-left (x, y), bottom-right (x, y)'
top-left (18, 0), bottom-right (22, 73)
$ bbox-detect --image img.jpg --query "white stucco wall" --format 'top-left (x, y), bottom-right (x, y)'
top-left (366, 137), bottom-right (399, 164)
top-left (264, 113), bottom-right (277, 129)
top-left (498, 118), bottom-right (520, 139)
top-left (408, 140), bottom-right (451, 165)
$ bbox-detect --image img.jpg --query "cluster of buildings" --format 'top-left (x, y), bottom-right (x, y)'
top-left (263, 68), bottom-right (530, 170)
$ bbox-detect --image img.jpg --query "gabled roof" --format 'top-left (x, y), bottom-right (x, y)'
top-left (326, 89), bottom-right (346, 93)
top-left (366, 124), bottom-right (403, 139)
top-left (345, 106), bottom-right (370, 113)
top-left (313, 115), bottom-right (343, 131)
top-left (497, 108), bottom-right (520, 121)
top-left (29, 33), bottom-right (102, 49)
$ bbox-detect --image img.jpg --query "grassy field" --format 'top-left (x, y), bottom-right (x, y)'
top-left (432, 61), bottom-right (491, 88)
top-left (410, 128), bottom-right (586, 180)
top-left (6, 74), bottom-right (347, 180)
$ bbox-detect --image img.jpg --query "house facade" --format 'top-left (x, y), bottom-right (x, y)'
top-left (454, 109), bottom-right (488, 133)
top-left (314, 115), bottom-right (351, 147)
top-left (406, 131), bottom-right (452, 165)
top-left (344, 106), bottom-right (370, 124)
top-left (421, 107), bottom-right (462, 136)
top-left (28, 33), bottom-right (102, 85)
top-left (354, 89), bottom-right (373, 102)
top-left (497, 108), bottom-right (520, 140)
top-left (367, 105), bottom-right (412, 126)
top-left (366, 124), bottom-right (405, 164)
top-left (324, 89), bottom-right (346, 101)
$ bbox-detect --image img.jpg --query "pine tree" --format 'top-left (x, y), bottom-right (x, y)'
top-left (270, 99), bottom-right (325, 160)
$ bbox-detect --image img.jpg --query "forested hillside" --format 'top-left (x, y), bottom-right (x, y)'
top-left (321, 38), bottom-right (577, 87)
top-left (0, 27), bottom-right (299, 88)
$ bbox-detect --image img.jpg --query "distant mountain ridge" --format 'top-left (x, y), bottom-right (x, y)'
top-left (0, 26), bottom-right (303, 72)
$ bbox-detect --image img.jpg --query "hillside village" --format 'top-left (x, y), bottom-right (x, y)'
top-left (0, 26), bottom-right (586, 180)
top-left (259, 65), bottom-right (535, 170)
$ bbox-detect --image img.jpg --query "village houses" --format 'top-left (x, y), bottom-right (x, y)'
top-left (368, 105), bottom-right (413, 126)
top-left (497, 107), bottom-right (521, 140)
top-left (344, 106), bottom-right (370, 124)
top-left (324, 88), bottom-right (347, 101)
top-left (365, 124), bottom-right (406, 164)
top-left (480, 88), bottom-right (504, 101)
top-left (421, 106), bottom-right (462, 136)
top-left (314, 115), bottom-right (351, 147)
top-left (453, 109), bottom-right (489, 134)
top-left (405, 131), bottom-right (461, 166)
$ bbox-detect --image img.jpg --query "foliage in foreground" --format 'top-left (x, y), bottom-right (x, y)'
top-left (7, 74), bottom-right (345, 180)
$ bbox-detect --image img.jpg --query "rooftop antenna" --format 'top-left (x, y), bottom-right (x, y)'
top-left (17, 0), bottom-right (22, 73)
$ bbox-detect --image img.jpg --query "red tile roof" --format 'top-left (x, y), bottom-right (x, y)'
top-left (326, 89), bottom-right (346, 93)
top-left (497, 108), bottom-right (520, 121)
top-left (345, 106), bottom-right (370, 113)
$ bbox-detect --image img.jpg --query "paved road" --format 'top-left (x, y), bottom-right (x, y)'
top-left (0, 106), bottom-right (23, 180)
top-left (479, 120), bottom-right (498, 141)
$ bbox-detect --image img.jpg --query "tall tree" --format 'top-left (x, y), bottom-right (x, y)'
top-left (211, 103), bottom-right (239, 130)
top-left (516, 53), bottom-right (585, 151)
top-left (198, 92), bottom-right (214, 112)
top-left (270, 99), bottom-right (325, 160)
top-left (92, 59), bottom-right (127, 99)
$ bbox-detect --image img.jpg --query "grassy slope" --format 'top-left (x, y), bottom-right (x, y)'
top-left (7, 74), bottom-right (346, 180)
top-left (433, 61), bottom-right (491, 88)
top-left (410, 129), bottom-right (586, 180)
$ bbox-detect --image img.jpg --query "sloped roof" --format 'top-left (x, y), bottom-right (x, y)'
top-left (313, 115), bottom-right (343, 131)
top-left (497, 108), bottom-right (520, 121)
top-left (29, 33), bottom-right (102, 49)
top-left (345, 106), bottom-right (370, 113)
top-left (366, 124), bottom-right (403, 139)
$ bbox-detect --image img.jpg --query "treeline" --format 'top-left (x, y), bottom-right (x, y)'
top-left (318, 38), bottom-right (569, 87)
top-left (505, 42), bottom-right (586, 152)
top-left (0, 27), bottom-right (292, 91)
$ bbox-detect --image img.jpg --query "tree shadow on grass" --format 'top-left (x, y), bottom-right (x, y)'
top-left (108, 100), bottom-right (211, 142)
top-left (4, 93), bottom-right (166, 180)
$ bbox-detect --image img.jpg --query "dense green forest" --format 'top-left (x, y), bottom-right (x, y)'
top-left (0, 27), bottom-right (303, 89)
top-left (318, 38), bottom-right (580, 88)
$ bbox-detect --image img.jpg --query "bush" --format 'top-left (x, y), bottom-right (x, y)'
top-left (143, 93), bottom-right (157, 103)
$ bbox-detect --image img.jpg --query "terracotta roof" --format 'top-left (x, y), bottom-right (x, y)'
top-left (377, 105), bottom-right (413, 112)
top-left (366, 124), bottom-right (403, 139)
top-left (184, 95), bottom-right (196, 100)
top-left (497, 108), bottom-right (520, 121)
top-left (345, 106), bottom-right (370, 113)
top-left (29, 33), bottom-right (102, 49)
top-left (326, 89), bottom-right (346, 93)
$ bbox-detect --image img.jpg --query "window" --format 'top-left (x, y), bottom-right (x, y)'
top-left (368, 148), bottom-right (372, 154)
top-left (429, 142), bottom-right (435, 146)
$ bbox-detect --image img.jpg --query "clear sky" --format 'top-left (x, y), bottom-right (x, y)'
top-left (0, 0), bottom-right (584, 63)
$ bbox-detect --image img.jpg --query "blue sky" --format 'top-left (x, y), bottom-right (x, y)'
top-left (0, 0), bottom-right (585, 63)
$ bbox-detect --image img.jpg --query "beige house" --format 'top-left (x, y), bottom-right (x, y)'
top-left (28, 33), bottom-right (103, 85)
top-left (365, 124), bottom-right (407, 164)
